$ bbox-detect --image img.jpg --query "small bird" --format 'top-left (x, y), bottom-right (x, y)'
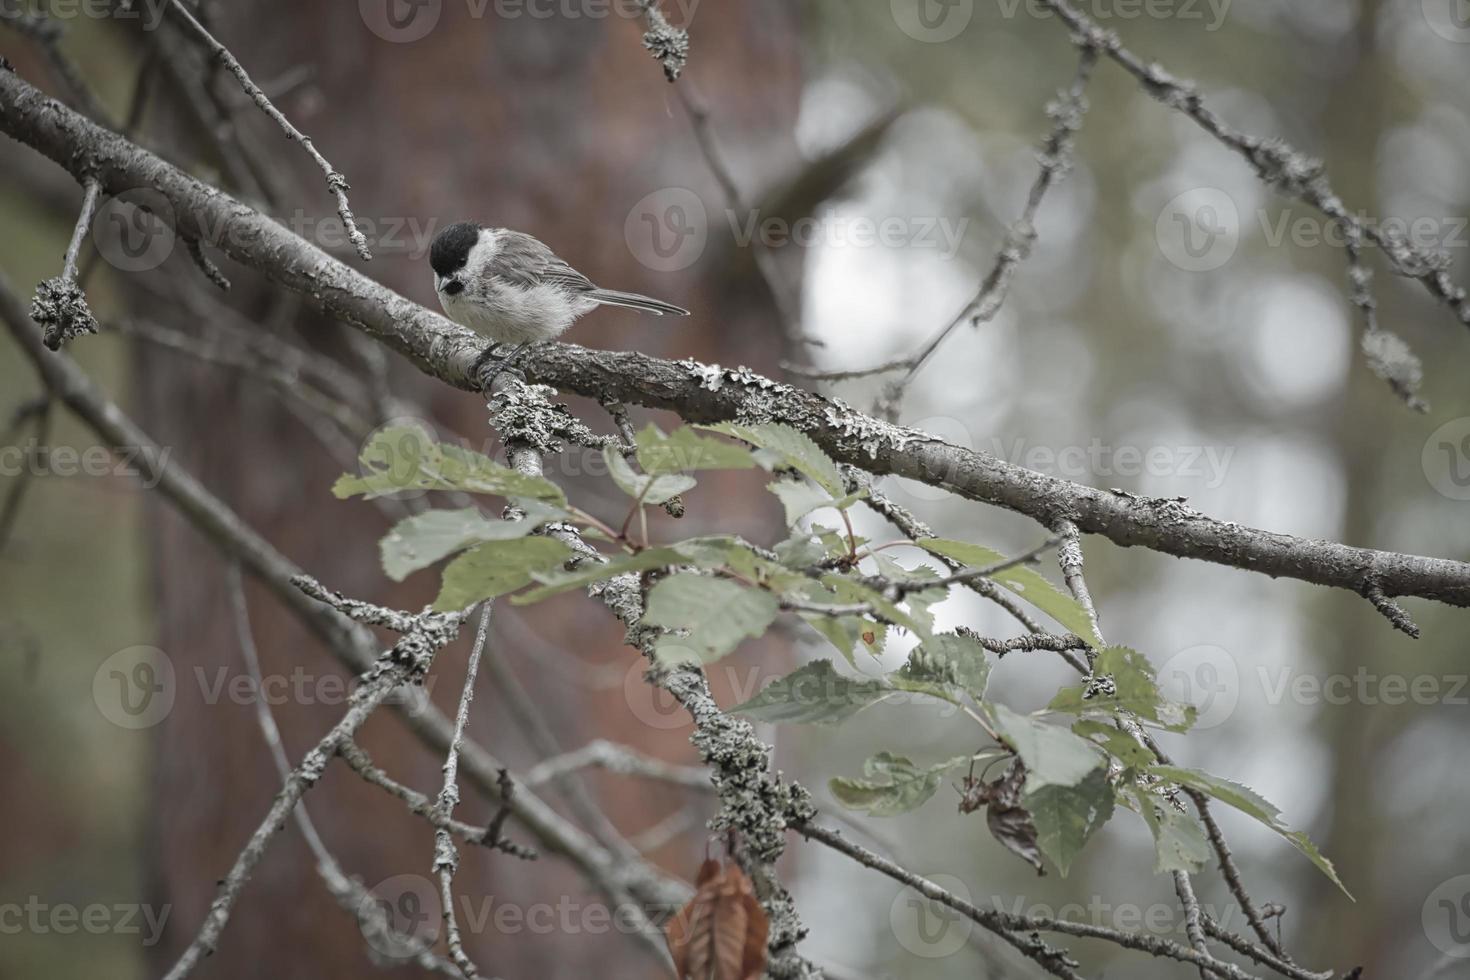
top-left (429, 222), bottom-right (689, 379)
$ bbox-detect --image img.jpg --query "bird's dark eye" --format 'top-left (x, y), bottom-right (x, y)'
top-left (443, 280), bottom-right (465, 296)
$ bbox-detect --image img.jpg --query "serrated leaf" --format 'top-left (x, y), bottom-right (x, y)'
top-left (731, 659), bottom-right (893, 724)
top-left (829, 752), bottom-right (968, 817)
top-left (380, 504), bottom-right (561, 581)
top-left (812, 574), bottom-right (929, 639)
top-left (1026, 768), bottom-right (1115, 876)
top-left (1149, 766), bottom-right (1351, 898)
top-left (1073, 720), bottom-right (1156, 767)
top-left (645, 574), bottom-right (779, 665)
top-left (990, 703), bottom-right (1104, 790)
top-left (767, 478), bottom-right (832, 526)
top-left (1050, 647), bottom-right (1197, 733)
top-left (335, 427), bottom-right (565, 504)
top-left (800, 615), bottom-right (860, 667)
top-left (433, 537), bottom-right (574, 610)
top-left (514, 537), bottom-right (740, 604)
top-left (891, 633), bottom-right (991, 703)
top-left (917, 538), bottom-right (1098, 645)
top-left (636, 424), bottom-right (757, 474)
top-left (773, 532), bottom-right (827, 568)
top-left (703, 422), bottom-right (846, 497)
top-left (604, 444), bottom-right (696, 505)
top-left (1133, 787), bottom-right (1211, 875)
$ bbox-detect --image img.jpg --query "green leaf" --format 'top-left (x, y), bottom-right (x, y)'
top-left (773, 532), bottom-right (827, 568)
top-left (335, 426), bottom-right (566, 504)
top-left (1025, 768), bottom-right (1115, 876)
top-left (1149, 766), bottom-right (1351, 898)
top-left (731, 659), bottom-right (892, 724)
top-left (703, 422), bottom-right (846, 497)
top-left (1133, 787), bottom-right (1211, 875)
top-left (767, 478), bottom-right (832, 526)
top-left (603, 444), bottom-right (696, 505)
top-left (514, 537), bottom-right (740, 604)
top-left (767, 478), bottom-right (866, 526)
top-left (800, 615), bottom-right (887, 666)
top-left (1073, 720), bottom-right (1156, 767)
top-left (829, 753), bottom-right (968, 817)
top-left (433, 537), bottom-right (574, 610)
top-left (380, 505), bottom-right (560, 581)
top-left (917, 538), bottom-right (1098, 644)
top-left (811, 574), bottom-right (929, 638)
top-left (635, 425), bottom-right (756, 474)
top-left (645, 574), bottom-right (779, 665)
top-left (1050, 647), bottom-right (1196, 733)
top-left (990, 703), bottom-right (1104, 790)
top-left (891, 633), bottom-right (991, 703)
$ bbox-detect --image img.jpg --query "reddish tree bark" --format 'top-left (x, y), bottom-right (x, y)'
top-left (135, 3), bottom-right (801, 975)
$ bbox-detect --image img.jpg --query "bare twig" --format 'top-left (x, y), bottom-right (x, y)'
top-left (31, 176), bottom-right (101, 350)
top-left (163, 0), bottom-right (372, 260)
top-left (525, 739), bottom-right (714, 791)
top-left (162, 601), bottom-right (467, 980)
top-left (431, 605), bottom-right (493, 979)
top-left (226, 564), bottom-right (464, 976)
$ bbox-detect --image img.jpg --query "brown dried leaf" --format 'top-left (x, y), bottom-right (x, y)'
top-left (665, 858), bottom-right (769, 980)
top-left (961, 760), bottom-right (1045, 875)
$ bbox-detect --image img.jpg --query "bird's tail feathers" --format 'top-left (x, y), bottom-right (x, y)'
top-left (587, 289), bottom-right (690, 317)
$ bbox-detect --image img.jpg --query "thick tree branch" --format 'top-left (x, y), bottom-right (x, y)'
top-left (3, 68), bottom-right (1469, 616)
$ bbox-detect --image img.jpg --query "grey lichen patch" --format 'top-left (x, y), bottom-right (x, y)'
top-left (823, 400), bottom-right (935, 459)
top-left (31, 276), bottom-right (99, 350)
top-left (637, 0), bottom-right (689, 82)
top-left (487, 377), bottom-right (601, 456)
top-left (681, 358), bottom-right (727, 392)
top-left (1362, 328), bottom-right (1427, 413)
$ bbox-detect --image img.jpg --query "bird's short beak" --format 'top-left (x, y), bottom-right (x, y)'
top-left (434, 274), bottom-right (447, 292)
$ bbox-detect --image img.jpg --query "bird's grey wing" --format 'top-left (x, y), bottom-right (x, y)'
top-left (492, 230), bottom-right (596, 293)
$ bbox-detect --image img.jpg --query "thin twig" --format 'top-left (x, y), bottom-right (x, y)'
top-left (431, 604), bottom-right (493, 979)
top-left (164, 0), bottom-right (372, 260)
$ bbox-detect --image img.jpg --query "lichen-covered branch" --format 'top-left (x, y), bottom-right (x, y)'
top-left (3, 68), bottom-right (1467, 617)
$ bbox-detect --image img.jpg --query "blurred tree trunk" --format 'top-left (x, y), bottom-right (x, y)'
top-left (137, 3), bottom-right (801, 976)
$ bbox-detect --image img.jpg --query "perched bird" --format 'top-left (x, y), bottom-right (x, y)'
top-left (428, 222), bottom-right (689, 379)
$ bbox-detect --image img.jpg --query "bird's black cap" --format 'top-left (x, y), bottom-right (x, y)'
top-left (430, 221), bottom-right (481, 277)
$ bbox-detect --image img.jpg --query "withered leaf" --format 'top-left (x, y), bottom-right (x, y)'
top-left (665, 858), bottom-right (769, 980)
top-left (962, 759), bottom-right (1045, 875)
